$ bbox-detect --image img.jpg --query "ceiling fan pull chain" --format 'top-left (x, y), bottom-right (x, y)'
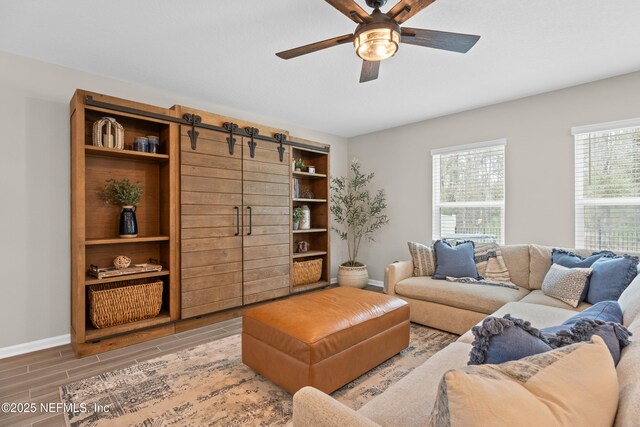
top-left (274, 133), bottom-right (287, 162)
top-left (245, 127), bottom-right (259, 158)
top-left (223, 122), bottom-right (239, 155)
top-left (183, 113), bottom-right (202, 150)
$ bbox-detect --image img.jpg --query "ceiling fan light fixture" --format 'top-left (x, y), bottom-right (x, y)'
top-left (354, 27), bottom-right (400, 61)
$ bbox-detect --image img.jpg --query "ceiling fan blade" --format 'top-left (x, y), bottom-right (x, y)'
top-left (401, 27), bottom-right (480, 53)
top-left (325, 0), bottom-right (371, 24)
top-left (276, 34), bottom-right (355, 60)
top-left (360, 60), bottom-right (380, 83)
top-left (387, 0), bottom-right (435, 24)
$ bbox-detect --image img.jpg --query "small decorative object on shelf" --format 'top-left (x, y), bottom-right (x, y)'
top-left (308, 166), bottom-right (316, 174)
top-left (113, 255), bottom-right (131, 270)
top-left (292, 207), bottom-right (303, 230)
top-left (102, 178), bottom-right (143, 238)
top-left (92, 117), bottom-right (124, 149)
top-left (299, 189), bottom-right (315, 199)
top-left (147, 136), bottom-right (160, 153)
top-left (300, 205), bottom-right (311, 229)
top-left (134, 137), bottom-right (149, 152)
top-left (294, 158), bottom-right (305, 172)
top-left (296, 240), bottom-right (309, 253)
top-left (89, 259), bottom-right (163, 279)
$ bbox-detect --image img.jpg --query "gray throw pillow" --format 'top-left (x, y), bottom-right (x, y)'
top-left (432, 240), bottom-right (480, 280)
top-left (541, 264), bottom-right (592, 308)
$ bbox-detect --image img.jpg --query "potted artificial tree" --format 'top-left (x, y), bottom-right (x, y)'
top-left (330, 159), bottom-right (389, 288)
top-left (294, 158), bottom-right (305, 172)
top-left (102, 178), bottom-right (144, 238)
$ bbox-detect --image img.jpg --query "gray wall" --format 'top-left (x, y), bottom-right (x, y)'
top-left (0, 51), bottom-right (348, 349)
top-left (348, 71), bottom-right (640, 281)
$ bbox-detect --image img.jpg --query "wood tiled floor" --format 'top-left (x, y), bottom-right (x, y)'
top-left (0, 317), bottom-right (242, 427)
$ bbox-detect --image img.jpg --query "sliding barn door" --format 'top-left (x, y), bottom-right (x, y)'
top-left (242, 139), bottom-right (291, 304)
top-left (180, 129), bottom-right (243, 318)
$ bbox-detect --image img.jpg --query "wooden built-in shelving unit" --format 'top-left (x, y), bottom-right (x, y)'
top-left (290, 138), bottom-right (331, 294)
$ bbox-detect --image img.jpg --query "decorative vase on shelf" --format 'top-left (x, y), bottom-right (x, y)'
top-left (300, 205), bottom-right (311, 229)
top-left (119, 206), bottom-right (138, 238)
top-left (293, 220), bottom-right (300, 230)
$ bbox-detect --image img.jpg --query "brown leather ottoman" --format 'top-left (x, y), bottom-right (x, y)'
top-left (242, 287), bottom-right (410, 394)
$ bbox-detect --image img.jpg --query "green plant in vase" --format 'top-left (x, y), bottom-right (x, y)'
top-left (294, 158), bottom-right (306, 172)
top-left (292, 207), bottom-right (303, 230)
top-left (102, 178), bottom-right (143, 238)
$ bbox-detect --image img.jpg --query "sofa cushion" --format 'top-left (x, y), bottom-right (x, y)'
top-left (358, 342), bottom-right (471, 427)
top-left (432, 240), bottom-right (480, 280)
top-left (395, 276), bottom-right (529, 315)
top-left (615, 318), bottom-right (640, 427)
top-left (619, 274), bottom-right (640, 327)
top-left (528, 244), bottom-right (553, 290)
top-left (541, 264), bottom-right (592, 308)
top-left (458, 301), bottom-right (579, 344)
top-left (519, 290), bottom-right (592, 311)
top-left (429, 337), bottom-right (619, 427)
top-left (587, 255), bottom-right (639, 304)
top-left (500, 244), bottom-right (531, 288)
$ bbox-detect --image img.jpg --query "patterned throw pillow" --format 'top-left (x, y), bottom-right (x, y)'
top-left (429, 336), bottom-right (619, 427)
top-left (474, 244), bottom-right (512, 283)
top-left (541, 264), bottom-right (592, 308)
top-left (407, 241), bottom-right (435, 276)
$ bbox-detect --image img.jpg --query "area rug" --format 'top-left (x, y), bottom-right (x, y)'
top-left (61, 325), bottom-right (456, 427)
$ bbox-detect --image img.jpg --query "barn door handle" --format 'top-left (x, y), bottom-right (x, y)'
top-left (247, 206), bottom-right (252, 235)
top-left (234, 207), bottom-right (240, 236)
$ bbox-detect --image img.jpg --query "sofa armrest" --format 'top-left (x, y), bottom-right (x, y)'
top-left (384, 260), bottom-right (413, 295)
top-left (292, 387), bottom-right (380, 427)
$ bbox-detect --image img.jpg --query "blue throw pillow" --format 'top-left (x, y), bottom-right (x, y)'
top-left (551, 249), bottom-right (615, 303)
top-left (541, 301), bottom-right (623, 335)
top-left (587, 255), bottom-right (639, 304)
top-left (432, 240), bottom-right (480, 280)
top-left (546, 319), bottom-right (632, 365)
top-left (469, 315), bottom-right (552, 365)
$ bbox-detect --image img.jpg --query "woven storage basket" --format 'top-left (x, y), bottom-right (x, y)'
top-left (89, 279), bottom-right (163, 328)
top-left (292, 258), bottom-right (323, 286)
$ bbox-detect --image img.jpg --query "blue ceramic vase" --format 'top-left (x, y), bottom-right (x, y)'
top-left (119, 206), bottom-right (138, 238)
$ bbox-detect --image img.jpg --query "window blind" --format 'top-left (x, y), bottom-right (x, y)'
top-left (575, 125), bottom-right (640, 252)
top-left (432, 140), bottom-right (506, 244)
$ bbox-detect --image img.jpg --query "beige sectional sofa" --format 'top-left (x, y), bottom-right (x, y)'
top-left (292, 244), bottom-right (640, 427)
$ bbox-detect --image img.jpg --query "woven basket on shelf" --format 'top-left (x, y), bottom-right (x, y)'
top-left (292, 258), bottom-right (323, 286)
top-left (89, 279), bottom-right (163, 329)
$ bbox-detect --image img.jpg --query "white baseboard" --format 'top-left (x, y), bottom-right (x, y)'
top-left (331, 277), bottom-right (384, 288)
top-left (368, 279), bottom-right (384, 287)
top-left (0, 334), bottom-right (71, 360)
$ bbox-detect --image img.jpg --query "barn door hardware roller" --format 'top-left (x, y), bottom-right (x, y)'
top-left (223, 122), bottom-right (239, 155)
top-left (274, 133), bottom-right (287, 162)
top-left (245, 127), bottom-right (259, 158)
top-left (183, 113), bottom-right (202, 150)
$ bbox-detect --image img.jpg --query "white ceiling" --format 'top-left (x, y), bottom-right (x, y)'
top-left (1, 0), bottom-right (640, 137)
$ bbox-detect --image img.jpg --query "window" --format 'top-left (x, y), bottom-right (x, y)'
top-left (573, 119), bottom-right (640, 252)
top-left (432, 140), bottom-right (506, 244)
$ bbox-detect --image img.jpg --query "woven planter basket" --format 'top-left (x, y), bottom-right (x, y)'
top-left (292, 258), bottom-right (323, 286)
top-left (89, 279), bottom-right (163, 329)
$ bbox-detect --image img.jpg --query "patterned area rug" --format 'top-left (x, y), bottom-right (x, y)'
top-left (61, 325), bottom-right (457, 427)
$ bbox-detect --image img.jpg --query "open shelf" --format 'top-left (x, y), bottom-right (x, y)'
top-left (293, 171), bottom-right (327, 178)
top-left (293, 198), bottom-right (327, 203)
top-left (85, 236), bottom-right (170, 245)
top-left (85, 145), bottom-right (169, 161)
top-left (84, 269), bottom-right (170, 286)
top-left (293, 228), bottom-right (327, 234)
top-left (293, 250), bottom-right (327, 259)
top-left (85, 311), bottom-right (172, 341)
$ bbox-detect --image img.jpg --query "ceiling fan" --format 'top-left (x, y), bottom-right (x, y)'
top-left (276, 0), bottom-right (480, 83)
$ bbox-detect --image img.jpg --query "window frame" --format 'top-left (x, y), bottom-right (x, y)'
top-left (572, 118), bottom-right (640, 251)
top-left (431, 139), bottom-right (507, 245)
